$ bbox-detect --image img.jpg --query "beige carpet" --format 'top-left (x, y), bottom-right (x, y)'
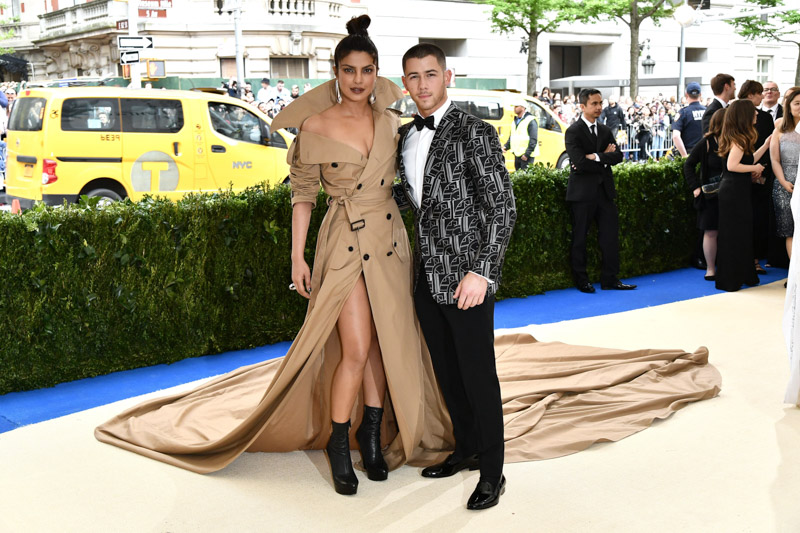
top-left (2, 281), bottom-right (798, 533)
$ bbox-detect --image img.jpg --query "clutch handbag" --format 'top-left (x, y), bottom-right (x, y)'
top-left (701, 175), bottom-right (722, 196)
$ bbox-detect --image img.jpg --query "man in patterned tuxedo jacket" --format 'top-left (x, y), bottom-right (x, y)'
top-left (392, 43), bottom-right (516, 511)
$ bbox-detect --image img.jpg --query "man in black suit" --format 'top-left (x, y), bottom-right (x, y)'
top-left (761, 81), bottom-right (783, 121)
top-left (565, 88), bottom-right (635, 294)
top-left (701, 73), bottom-right (736, 134)
top-left (393, 43), bottom-right (516, 511)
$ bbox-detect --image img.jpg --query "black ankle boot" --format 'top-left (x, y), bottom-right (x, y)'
top-left (355, 405), bottom-right (389, 481)
top-left (326, 420), bottom-right (358, 495)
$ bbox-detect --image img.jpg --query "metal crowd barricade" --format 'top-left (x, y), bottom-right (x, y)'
top-left (612, 123), bottom-right (675, 161)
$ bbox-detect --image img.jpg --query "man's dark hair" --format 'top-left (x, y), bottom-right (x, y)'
top-left (578, 88), bottom-right (601, 105)
top-left (737, 79), bottom-right (763, 100)
top-left (402, 43), bottom-right (447, 73)
top-left (710, 73), bottom-right (734, 96)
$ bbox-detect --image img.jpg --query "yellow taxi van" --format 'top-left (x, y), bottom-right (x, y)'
top-left (391, 88), bottom-right (569, 171)
top-left (5, 87), bottom-right (293, 208)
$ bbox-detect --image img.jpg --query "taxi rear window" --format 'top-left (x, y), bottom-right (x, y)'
top-left (8, 97), bottom-right (46, 131)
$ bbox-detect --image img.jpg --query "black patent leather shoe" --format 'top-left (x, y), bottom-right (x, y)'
top-left (421, 453), bottom-right (479, 478)
top-left (576, 282), bottom-right (596, 294)
top-left (601, 280), bottom-right (637, 290)
top-left (467, 475), bottom-right (506, 511)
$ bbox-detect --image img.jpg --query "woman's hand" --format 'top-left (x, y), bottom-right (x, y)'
top-left (693, 187), bottom-right (701, 198)
top-left (292, 258), bottom-right (312, 299)
top-left (782, 180), bottom-right (794, 194)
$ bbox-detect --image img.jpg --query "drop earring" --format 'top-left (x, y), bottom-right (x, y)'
top-left (369, 87), bottom-right (376, 105)
top-left (335, 79), bottom-right (342, 104)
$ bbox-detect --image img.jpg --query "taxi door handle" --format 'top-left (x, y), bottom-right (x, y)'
top-left (173, 142), bottom-right (180, 156)
top-left (211, 145), bottom-right (226, 153)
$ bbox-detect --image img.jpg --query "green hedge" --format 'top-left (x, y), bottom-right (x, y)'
top-left (0, 158), bottom-right (693, 394)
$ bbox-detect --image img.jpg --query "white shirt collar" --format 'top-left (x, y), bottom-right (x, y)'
top-left (581, 114), bottom-right (597, 128)
top-left (714, 96), bottom-right (728, 108)
top-left (427, 97), bottom-right (452, 128)
top-left (762, 102), bottom-right (779, 112)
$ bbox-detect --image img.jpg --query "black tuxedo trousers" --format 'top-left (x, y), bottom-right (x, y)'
top-left (413, 272), bottom-right (504, 481)
top-left (570, 184), bottom-right (620, 285)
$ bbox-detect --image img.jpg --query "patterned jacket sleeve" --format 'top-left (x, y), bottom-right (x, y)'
top-left (287, 135), bottom-right (321, 207)
top-left (467, 120), bottom-right (517, 282)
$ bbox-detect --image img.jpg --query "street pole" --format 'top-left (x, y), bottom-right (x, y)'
top-left (678, 26), bottom-right (685, 102)
top-left (233, 0), bottom-right (245, 98)
top-left (127, 0), bottom-right (142, 89)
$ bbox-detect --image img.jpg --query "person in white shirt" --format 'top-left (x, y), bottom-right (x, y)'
top-left (393, 42), bottom-right (516, 511)
top-left (256, 78), bottom-right (271, 103)
top-left (761, 81), bottom-right (783, 121)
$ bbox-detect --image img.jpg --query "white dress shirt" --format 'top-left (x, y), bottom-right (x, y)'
top-left (402, 97), bottom-right (452, 208)
top-left (402, 97), bottom-right (493, 286)
top-left (580, 114), bottom-right (601, 161)
top-left (762, 103), bottom-right (780, 121)
top-left (714, 96), bottom-right (729, 108)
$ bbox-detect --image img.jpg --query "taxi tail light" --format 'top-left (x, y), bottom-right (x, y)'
top-left (42, 159), bottom-right (58, 185)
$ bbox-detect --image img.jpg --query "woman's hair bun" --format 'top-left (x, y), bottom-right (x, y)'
top-left (346, 15), bottom-right (371, 37)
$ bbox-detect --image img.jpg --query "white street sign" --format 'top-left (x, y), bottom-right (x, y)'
top-left (117, 36), bottom-right (154, 49)
top-left (120, 50), bottom-right (140, 65)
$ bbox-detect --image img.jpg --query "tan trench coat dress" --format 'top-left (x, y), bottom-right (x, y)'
top-left (95, 79), bottom-right (722, 475)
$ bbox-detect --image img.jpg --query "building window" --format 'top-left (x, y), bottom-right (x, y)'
top-left (682, 48), bottom-right (708, 62)
top-left (756, 57), bottom-right (771, 84)
top-left (270, 57), bottom-right (309, 78)
top-left (220, 58), bottom-right (245, 80)
top-left (550, 46), bottom-right (581, 81)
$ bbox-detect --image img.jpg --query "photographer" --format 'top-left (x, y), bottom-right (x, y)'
top-left (633, 106), bottom-right (654, 161)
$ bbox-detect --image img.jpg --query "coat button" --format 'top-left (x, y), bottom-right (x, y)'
top-left (331, 162), bottom-right (338, 168)
top-left (387, 251), bottom-right (393, 256)
top-left (380, 179), bottom-right (385, 186)
top-left (348, 246), bottom-right (353, 252)
top-left (386, 213), bottom-right (392, 220)
top-left (363, 254), bottom-right (370, 261)
top-left (393, 241), bottom-right (397, 247)
top-left (357, 184), bottom-right (362, 190)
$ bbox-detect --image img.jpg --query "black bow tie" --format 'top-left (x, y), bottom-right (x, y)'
top-left (413, 114), bottom-right (435, 131)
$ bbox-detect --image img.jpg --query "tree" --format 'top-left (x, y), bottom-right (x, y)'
top-left (563, 1), bottom-right (676, 98)
top-left (728, 0), bottom-right (800, 86)
top-left (478, 0), bottom-right (571, 96)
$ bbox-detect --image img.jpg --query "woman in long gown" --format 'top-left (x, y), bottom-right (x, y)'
top-left (715, 100), bottom-right (771, 292)
top-left (778, 87), bottom-right (800, 405)
top-left (95, 19), bottom-right (723, 496)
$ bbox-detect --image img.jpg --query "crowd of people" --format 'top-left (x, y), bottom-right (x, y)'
top-left (220, 77), bottom-right (312, 119)
top-left (534, 85), bottom-right (730, 161)
top-left (673, 74), bottom-right (799, 293)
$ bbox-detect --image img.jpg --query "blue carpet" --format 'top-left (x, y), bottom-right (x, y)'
top-left (0, 266), bottom-right (787, 434)
top-left (495, 266), bottom-right (787, 328)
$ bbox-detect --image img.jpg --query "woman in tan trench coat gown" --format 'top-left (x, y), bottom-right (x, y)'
top-left (96, 18), bottom-right (723, 496)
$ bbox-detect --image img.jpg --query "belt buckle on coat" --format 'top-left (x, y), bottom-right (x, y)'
top-left (350, 219), bottom-right (366, 231)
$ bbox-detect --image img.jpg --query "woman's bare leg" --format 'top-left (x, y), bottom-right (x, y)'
top-left (331, 274), bottom-right (382, 423)
top-left (787, 237), bottom-right (793, 259)
top-left (704, 230), bottom-right (718, 276)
